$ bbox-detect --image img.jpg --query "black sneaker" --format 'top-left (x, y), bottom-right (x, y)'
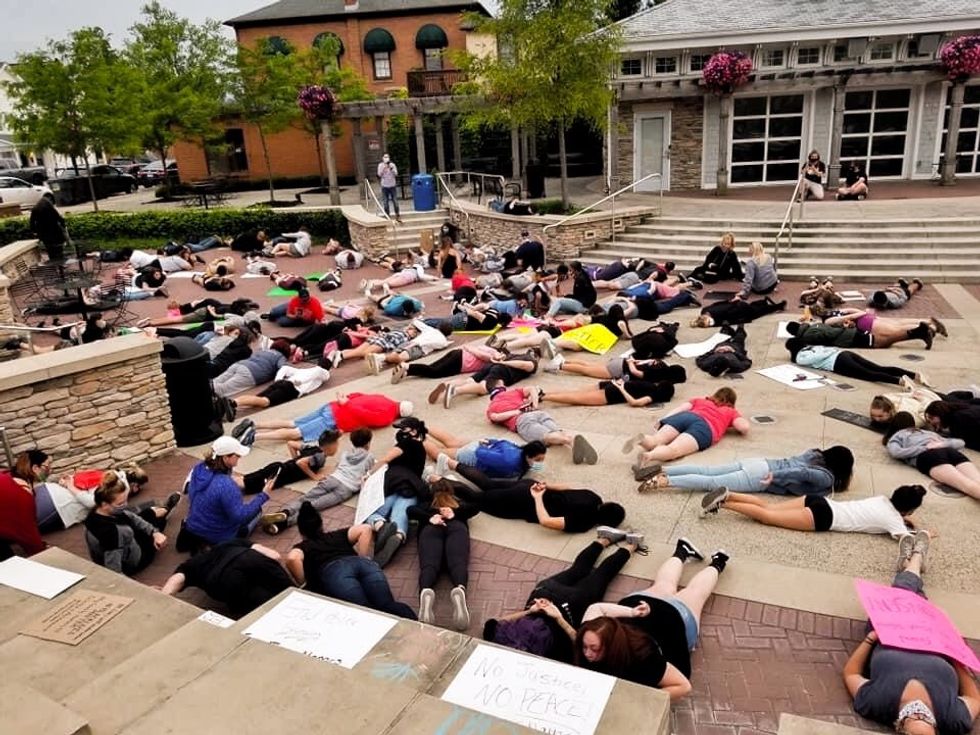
top-left (374, 532), bottom-right (402, 568)
top-left (239, 426), bottom-right (256, 447)
top-left (674, 537), bottom-right (704, 562)
top-left (374, 520), bottom-right (398, 550)
top-left (231, 419), bottom-right (254, 440)
top-left (709, 550), bottom-right (730, 573)
top-left (700, 487), bottom-right (730, 517)
top-left (164, 492), bottom-right (182, 514)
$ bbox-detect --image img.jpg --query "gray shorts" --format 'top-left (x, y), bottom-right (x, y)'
top-left (213, 363), bottom-right (257, 398)
top-left (605, 357), bottom-right (625, 379)
top-left (516, 411), bottom-right (560, 442)
top-left (869, 289), bottom-right (907, 309)
top-left (404, 344), bottom-right (425, 362)
top-left (614, 272), bottom-right (642, 289)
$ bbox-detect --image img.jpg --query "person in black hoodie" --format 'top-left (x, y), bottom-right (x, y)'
top-left (29, 196), bottom-right (68, 261)
top-left (696, 324), bottom-right (753, 377)
top-left (546, 261), bottom-right (597, 316)
top-left (687, 232), bottom-right (744, 286)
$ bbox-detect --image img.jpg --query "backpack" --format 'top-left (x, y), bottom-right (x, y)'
top-left (317, 272), bottom-right (342, 292)
top-left (474, 439), bottom-right (525, 478)
top-left (631, 322), bottom-right (678, 359)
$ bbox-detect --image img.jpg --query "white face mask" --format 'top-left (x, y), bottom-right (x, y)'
top-left (382, 156), bottom-right (390, 163)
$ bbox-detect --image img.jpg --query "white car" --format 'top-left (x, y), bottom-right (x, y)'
top-left (0, 176), bottom-right (54, 209)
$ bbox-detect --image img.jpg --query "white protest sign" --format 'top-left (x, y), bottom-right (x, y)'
top-left (0, 556), bottom-right (84, 599)
top-left (442, 644), bottom-right (615, 735)
top-left (243, 590), bottom-right (396, 668)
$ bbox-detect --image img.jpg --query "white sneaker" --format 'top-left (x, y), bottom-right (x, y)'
top-left (365, 352), bottom-right (384, 375)
top-left (541, 335), bottom-right (559, 361)
top-left (391, 363), bottom-right (406, 384)
top-left (443, 384), bottom-right (456, 409)
top-left (450, 586), bottom-right (470, 631)
top-left (419, 588), bottom-right (435, 624)
top-left (543, 354), bottom-right (565, 373)
top-left (436, 453), bottom-right (451, 477)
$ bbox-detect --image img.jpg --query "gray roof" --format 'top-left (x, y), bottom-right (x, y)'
top-left (617, 0), bottom-right (980, 39)
top-left (227, 0), bottom-right (490, 26)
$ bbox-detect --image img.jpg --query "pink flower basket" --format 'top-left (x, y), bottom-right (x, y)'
top-left (702, 51), bottom-right (753, 95)
top-left (298, 84), bottom-right (337, 121)
top-left (940, 35), bottom-right (980, 82)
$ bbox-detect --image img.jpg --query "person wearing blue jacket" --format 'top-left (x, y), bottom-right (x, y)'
top-left (637, 446), bottom-right (853, 496)
top-left (184, 436), bottom-right (279, 545)
top-left (424, 425), bottom-right (546, 481)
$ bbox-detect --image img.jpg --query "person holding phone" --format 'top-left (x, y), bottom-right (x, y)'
top-left (377, 153), bottom-right (401, 222)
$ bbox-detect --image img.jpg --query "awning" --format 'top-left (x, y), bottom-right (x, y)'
top-left (313, 32), bottom-right (344, 55)
top-left (415, 24), bottom-right (448, 50)
top-left (363, 28), bottom-right (396, 54)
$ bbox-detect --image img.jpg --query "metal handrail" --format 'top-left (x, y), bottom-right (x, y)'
top-left (363, 179), bottom-right (397, 227)
top-left (542, 172), bottom-right (663, 238)
top-left (436, 171), bottom-right (507, 206)
top-left (435, 174), bottom-right (471, 242)
top-left (772, 175), bottom-right (807, 268)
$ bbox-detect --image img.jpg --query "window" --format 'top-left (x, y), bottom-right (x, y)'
top-left (797, 47), bottom-right (821, 66)
top-left (313, 32), bottom-right (344, 67)
top-left (868, 42), bottom-right (895, 62)
top-left (841, 88), bottom-right (910, 178)
top-left (689, 53), bottom-right (711, 72)
top-left (208, 129), bottom-right (248, 174)
top-left (833, 44), bottom-right (849, 63)
top-left (654, 56), bottom-right (677, 74)
top-left (373, 52), bottom-right (392, 80)
top-left (263, 36), bottom-right (291, 56)
top-left (940, 85), bottom-right (980, 174)
top-left (730, 94), bottom-right (805, 184)
top-left (761, 48), bottom-right (785, 68)
top-left (423, 47), bottom-right (443, 71)
top-left (620, 58), bottom-right (642, 76)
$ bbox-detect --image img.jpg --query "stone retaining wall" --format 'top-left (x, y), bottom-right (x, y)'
top-left (0, 334), bottom-right (176, 472)
top-left (343, 206), bottom-right (390, 258)
top-left (0, 275), bottom-right (12, 324)
top-left (0, 240), bottom-right (42, 324)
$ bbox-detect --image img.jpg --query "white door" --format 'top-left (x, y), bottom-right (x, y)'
top-left (635, 113), bottom-right (670, 191)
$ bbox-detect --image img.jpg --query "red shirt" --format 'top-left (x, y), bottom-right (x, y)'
top-left (486, 388), bottom-right (527, 432)
top-left (0, 473), bottom-right (45, 556)
top-left (689, 397), bottom-right (741, 444)
top-left (287, 295), bottom-right (324, 323)
top-left (451, 273), bottom-right (476, 291)
top-left (331, 393), bottom-right (401, 432)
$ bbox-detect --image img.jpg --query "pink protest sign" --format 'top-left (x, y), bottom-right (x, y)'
top-left (855, 579), bottom-right (980, 671)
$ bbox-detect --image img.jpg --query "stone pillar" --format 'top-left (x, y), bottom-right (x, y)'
top-left (941, 81), bottom-right (966, 186)
top-left (510, 124), bottom-right (521, 181)
top-left (716, 94), bottom-right (732, 195)
top-left (352, 118), bottom-right (366, 184)
top-left (414, 114), bottom-right (427, 173)
top-left (435, 115), bottom-right (447, 173)
top-left (321, 121), bottom-right (341, 206)
top-left (451, 115), bottom-right (462, 172)
top-left (0, 275), bottom-right (13, 324)
top-left (828, 79), bottom-right (849, 186)
top-left (608, 99), bottom-right (620, 192)
top-left (376, 115), bottom-right (387, 155)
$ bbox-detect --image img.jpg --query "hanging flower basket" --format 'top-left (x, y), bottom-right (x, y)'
top-left (939, 35), bottom-right (980, 82)
top-left (702, 51), bottom-right (753, 95)
top-left (298, 84), bottom-right (337, 121)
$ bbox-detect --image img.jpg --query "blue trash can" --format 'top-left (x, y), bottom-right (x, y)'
top-left (411, 173), bottom-right (436, 211)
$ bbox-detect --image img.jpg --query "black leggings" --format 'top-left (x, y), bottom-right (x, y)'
top-left (407, 349), bottom-right (464, 379)
top-left (155, 321), bottom-right (215, 339)
top-left (214, 553), bottom-right (294, 617)
top-left (531, 542), bottom-right (631, 625)
top-left (833, 351), bottom-right (915, 385)
top-left (287, 321), bottom-right (349, 354)
top-left (417, 519), bottom-right (470, 589)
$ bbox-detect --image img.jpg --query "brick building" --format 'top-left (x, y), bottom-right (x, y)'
top-left (609, 0), bottom-right (980, 192)
top-left (172, 0), bottom-right (490, 184)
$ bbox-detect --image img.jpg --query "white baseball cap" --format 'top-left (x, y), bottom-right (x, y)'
top-left (212, 436), bottom-right (250, 458)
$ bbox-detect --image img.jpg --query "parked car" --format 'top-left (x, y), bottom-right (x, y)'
top-left (138, 160), bottom-right (179, 188)
top-left (0, 158), bottom-right (48, 184)
top-left (108, 157), bottom-right (151, 176)
top-left (50, 164), bottom-right (138, 205)
top-left (0, 176), bottom-right (55, 209)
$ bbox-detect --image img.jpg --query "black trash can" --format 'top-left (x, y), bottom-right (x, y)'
top-left (526, 162), bottom-right (546, 199)
top-left (161, 337), bottom-right (223, 447)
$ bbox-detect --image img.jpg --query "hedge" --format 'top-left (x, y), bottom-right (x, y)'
top-left (0, 208), bottom-right (350, 248)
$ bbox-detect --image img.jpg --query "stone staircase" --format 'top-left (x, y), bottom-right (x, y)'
top-left (582, 216), bottom-right (980, 282)
top-left (377, 209), bottom-right (449, 254)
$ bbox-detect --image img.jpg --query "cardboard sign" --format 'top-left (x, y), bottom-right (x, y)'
top-left (442, 644), bottom-right (615, 735)
top-left (20, 590), bottom-right (133, 645)
top-left (855, 579), bottom-right (980, 671)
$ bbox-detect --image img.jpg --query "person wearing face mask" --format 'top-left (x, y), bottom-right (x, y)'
top-left (843, 539), bottom-right (979, 734)
top-left (377, 153), bottom-right (401, 222)
top-left (801, 149), bottom-right (826, 200)
top-left (0, 450), bottom-right (53, 557)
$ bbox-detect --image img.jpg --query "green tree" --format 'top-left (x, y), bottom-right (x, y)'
top-left (126, 2), bottom-right (233, 195)
top-left (231, 38), bottom-right (305, 203)
top-left (5, 28), bottom-right (145, 212)
top-left (606, 0), bottom-right (660, 23)
top-left (459, 0), bottom-right (622, 208)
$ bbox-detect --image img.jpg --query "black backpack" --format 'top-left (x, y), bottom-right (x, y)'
top-left (631, 322), bottom-right (678, 359)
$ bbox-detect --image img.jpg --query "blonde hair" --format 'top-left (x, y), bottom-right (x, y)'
top-left (690, 314), bottom-right (713, 328)
top-left (359, 305), bottom-right (377, 323)
top-left (720, 232), bottom-right (735, 248)
top-left (748, 241), bottom-right (771, 265)
top-left (94, 471), bottom-right (129, 506)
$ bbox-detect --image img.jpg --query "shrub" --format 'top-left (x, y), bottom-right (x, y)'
top-left (532, 198), bottom-right (580, 216)
top-left (0, 208), bottom-right (350, 247)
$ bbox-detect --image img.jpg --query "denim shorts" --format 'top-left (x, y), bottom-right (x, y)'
top-left (660, 412), bottom-right (713, 450)
top-left (296, 404), bottom-right (336, 443)
top-left (456, 441), bottom-right (480, 466)
top-left (664, 597), bottom-right (700, 650)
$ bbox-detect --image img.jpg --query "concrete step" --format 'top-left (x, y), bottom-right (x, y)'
top-left (627, 224), bottom-right (980, 238)
top-left (651, 215), bottom-right (980, 227)
top-left (588, 244), bottom-right (980, 260)
top-left (608, 233), bottom-right (980, 248)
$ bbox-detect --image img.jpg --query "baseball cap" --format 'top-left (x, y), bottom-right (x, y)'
top-left (298, 287), bottom-right (310, 300)
top-left (212, 435), bottom-right (251, 458)
top-left (393, 416), bottom-right (424, 431)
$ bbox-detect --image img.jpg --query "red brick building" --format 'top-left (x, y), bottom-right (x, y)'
top-left (173, 0), bottom-right (490, 184)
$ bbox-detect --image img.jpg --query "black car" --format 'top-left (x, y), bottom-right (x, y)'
top-left (50, 165), bottom-right (138, 205)
top-left (138, 160), bottom-right (179, 188)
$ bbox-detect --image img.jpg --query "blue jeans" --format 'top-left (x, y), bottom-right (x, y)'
top-left (366, 494), bottom-right (417, 536)
top-left (546, 297), bottom-right (586, 317)
top-left (195, 332), bottom-right (215, 345)
top-left (656, 291), bottom-right (697, 313)
top-left (665, 458), bottom-right (770, 492)
top-left (188, 236), bottom-right (221, 253)
top-left (318, 556), bottom-right (416, 619)
top-left (269, 302), bottom-right (311, 328)
top-left (381, 186), bottom-right (399, 216)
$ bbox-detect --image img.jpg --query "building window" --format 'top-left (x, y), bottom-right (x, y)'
top-left (940, 84), bottom-right (980, 174)
top-left (730, 94), bottom-right (805, 184)
top-left (841, 88), bottom-right (910, 178)
top-left (208, 128), bottom-right (248, 175)
top-left (620, 58), bottom-right (642, 76)
top-left (654, 56), bottom-right (677, 74)
top-left (833, 44), bottom-right (849, 63)
top-left (689, 53), bottom-right (711, 72)
top-left (373, 52), bottom-right (392, 79)
top-left (313, 32), bottom-right (344, 67)
top-left (868, 42), bottom-right (895, 62)
top-left (263, 36), bottom-right (292, 56)
top-left (761, 48), bottom-right (785, 68)
top-left (797, 47), bottom-right (821, 66)
top-left (423, 47), bottom-right (443, 71)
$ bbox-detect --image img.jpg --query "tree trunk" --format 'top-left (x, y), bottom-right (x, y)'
top-left (203, 137), bottom-right (213, 177)
top-left (941, 81), bottom-right (965, 186)
top-left (558, 121), bottom-right (569, 210)
top-left (83, 157), bottom-right (99, 214)
top-left (257, 124), bottom-right (275, 203)
top-left (313, 128), bottom-right (326, 189)
top-left (716, 94), bottom-right (732, 196)
top-left (322, 121), bottom-right (341, 206)
top-left (158, 146), bottom-right (171, 198)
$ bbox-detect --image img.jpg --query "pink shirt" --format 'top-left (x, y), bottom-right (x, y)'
top-left (651, 282), bottom-right (682, 299)
top-left (689, 397), bottom-right (741, 444)
top-left (461, 351), bottom-right (486, 373)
